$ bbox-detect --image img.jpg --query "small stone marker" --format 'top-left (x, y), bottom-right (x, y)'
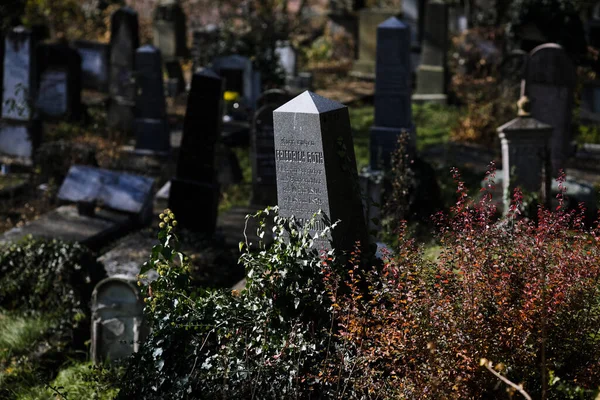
top-left (169, 69), bottom-right (222, 234)
top-left (36, 42), bottom-right (82, 120)
top-left (108, 6), bottom-right (140, 133)
top-left (57, 165), bottom-right (154, 224)
top-left (524, 43), bottom-right (576, 175)
top-left (73, 40), bottom-right (110, 92)
top-left (370, 17), bottom-right (414, 169)
top-left (274, 91), bottom-right (368, 251)
top-left (133, 45), bottom-right (170, 153)
top-left (91, 275), bottom-right (147, 364)
top-left (413, 0), bottom-right (448, 104)
top-left (497, 96), bottom-right (552, 213)
top-left (251, 104), bottom-right (278, 206)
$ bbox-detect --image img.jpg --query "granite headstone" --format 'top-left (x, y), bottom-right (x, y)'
top-left (370, 17), bottom-right (414, 169)
top-left (152, 0), bottom-right (187, 60)
top-left (169, 69), bottom-right (222, 234)
top-left (212, 55), bottom-right (260, 109)
top-left (524, 43), bottom-right (576, 175)
top-left (273, 91), bottom-right (368, 251)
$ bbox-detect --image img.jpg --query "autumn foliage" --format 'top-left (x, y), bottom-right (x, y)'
top-left (321, 167), bottom-right (600, 399)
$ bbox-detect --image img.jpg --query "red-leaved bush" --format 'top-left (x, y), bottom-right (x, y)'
top-left (321, 165), bottom-right (600, 399)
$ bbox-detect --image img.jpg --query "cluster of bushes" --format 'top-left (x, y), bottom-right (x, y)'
top-left (116, 172), bottom-right (600, 398)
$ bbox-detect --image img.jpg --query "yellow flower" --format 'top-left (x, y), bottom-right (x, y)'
top-left (224, 91), bottom-right (240, 102)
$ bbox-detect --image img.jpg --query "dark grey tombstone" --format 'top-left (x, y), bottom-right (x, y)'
top-left (370, 17), bottom-right (414, 169)
top-left (211, 55), bottom-right (258, 109)
top-left (73, 40), bottom-right (110, 92)
top-left (152, 0), bottom-right (187, 60)
top-left (524, 43), bottom-right (576, 175)
top-left (251, 104), bottom-right (278, 206)
top-left (273, 91), bottom-right (368, 252)
top-left (256, 88), bottom-right (293, 109)
top-left (169, 69), bottom-right (222, 234)
top-left (413, 0), bottom-right (448, 103)
top-left (191, 25), bottom-right (219, 69)
top-left (36, 42), bottom-right (82, 121)
top-left (57, 165), bottom-right (155, 225)
top-left (108, 7), bottom-right (140, 133)
top-left (165, 60), bottom-right (185, 95)
top-left (91, 276), bottom-right (147, 364)
top-left (133, 45), bottom-right (169, 152)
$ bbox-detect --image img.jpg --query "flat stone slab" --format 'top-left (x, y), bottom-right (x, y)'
top-left (0, 205), bottom-right (132, 249)
top-left (57, 165), bottom-right (155, 216)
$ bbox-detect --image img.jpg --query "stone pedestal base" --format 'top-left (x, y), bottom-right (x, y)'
top-left (411, 93), bottom-right (447, 104)
top-left (369, 125), bottom-right (415, 170)
top-left (414, 64), bottom-right (446, 104)
top-left (168, 177), bottom-right (219, 234)
top-left (134, 118), bottom-right (170, 153)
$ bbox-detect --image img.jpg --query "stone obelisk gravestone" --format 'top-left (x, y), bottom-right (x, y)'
top-left (413, 0), bottom-right (448, 104)
top-left (0, 26), bottom-right (42, 162)
top-left (273, 91), bottom-right (368, 252)
top-left (497, 96), bottom-right (552, 214)
top-left (108, 7), bottom-right (140, 133)
top-left (153, 0), bottom-right (187, 95)
top-left (134, 45), bottom-right (169, 153)
top-left (370, 17), bottom-right (414, 170)
top-left (523, 43), bottom-right (575, 176)
top-left (168, 69), bottom-right (222, 234)
top-left (36, 41), bottom-right (82, 121)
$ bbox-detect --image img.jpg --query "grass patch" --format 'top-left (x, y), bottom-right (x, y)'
top-left (15, 363), bottom-right (119, 400)
top-left (0, 313), bottom-right (53, 359)
top-left (348, 103), bottom-right (462, 170)
top-left (218, 147), bottom-right (253, 213)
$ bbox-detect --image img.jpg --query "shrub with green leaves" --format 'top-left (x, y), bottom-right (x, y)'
top-left (117, 208), bottom-right (346, 399)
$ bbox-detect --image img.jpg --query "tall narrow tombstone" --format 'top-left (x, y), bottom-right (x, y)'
top-left (73, 40), bottom-right (110, 92)
top-left (274, 91), bottom-right (368, 252)
top-left (351, 8), bottom-right (400, 78)
top-left (134, 45), bottom-right (169, 153)
top-left (370, 17), bottom-right (414, 169)
top-left (1, 26), bottom-right (42, 162)
top-left (108, 7), bottom-right (140, 133)
top-left (169, 69), bottom-right (222, 234)
top-left (524, 43), bottom-right (576, 175)
top-left (36, 42), bottom-right (82, 121)
top-left (413, 0), bottom-right (448, 103)
top-left (152, 0), bottom-right (187, 60)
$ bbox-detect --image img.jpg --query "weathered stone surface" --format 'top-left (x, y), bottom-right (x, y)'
top-left (3, 27), bottom-right (36, 121)
top-left (91, 276), bottom-right (147, 364)
top-left (370, 17), bottom-right (414, 169)
top-left (57, 165), bottom-right (154, 221)
top-left (352, 8), bottom-right (399, 78)
top-left (0, 120), bottom-right (41, 162)
top-left (152, 1), bottom-right (187, 60)
top-left (135, 45), bottom-right (167, 119)
top-left (274, 91), bottom-right (367, 251)
top-left (524, 43), bottom-right (576, 175)
top-left (73, 40), bottom-right (110, 93)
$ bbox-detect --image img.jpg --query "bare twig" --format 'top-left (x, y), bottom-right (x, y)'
top-left (481, 359), bottom-right (532, 400)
